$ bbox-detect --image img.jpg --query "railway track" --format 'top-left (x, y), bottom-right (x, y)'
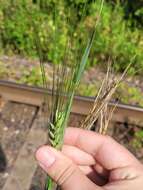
top-left (0, 80), bottom-right (143, 190)
top-left (0, 80), bottom-right (143, 125)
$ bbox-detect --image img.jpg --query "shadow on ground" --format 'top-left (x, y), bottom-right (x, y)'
top-left (0, 145), bottom-right (7, 172)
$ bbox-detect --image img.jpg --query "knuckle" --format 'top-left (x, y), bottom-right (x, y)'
top-left (54, 159), bottom-right (77, 186)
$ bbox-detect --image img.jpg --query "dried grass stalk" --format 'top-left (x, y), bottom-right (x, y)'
top-left (81, 59), bottom-right (134, 134)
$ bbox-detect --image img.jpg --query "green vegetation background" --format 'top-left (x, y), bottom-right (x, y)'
top-left (0, 0), bottom-right (143, 74)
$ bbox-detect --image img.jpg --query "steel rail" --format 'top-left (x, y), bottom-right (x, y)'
top-left (0, 80), bottom-right (143, 125)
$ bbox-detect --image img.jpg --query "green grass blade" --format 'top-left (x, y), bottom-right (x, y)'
top-left (43, 1), bottom-right (104, 190)
top-left (45, 177), bottom-right (54, 190)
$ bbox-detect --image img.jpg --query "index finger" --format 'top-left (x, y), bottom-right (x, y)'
top-left (64, 128), bottom-right (139, 170)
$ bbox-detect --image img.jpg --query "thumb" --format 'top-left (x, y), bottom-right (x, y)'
top-left (36, 146), bottom-right (100, 190)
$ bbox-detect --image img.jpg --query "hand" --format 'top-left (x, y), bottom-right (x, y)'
top-left (36, 127), bottom-right (143, 190)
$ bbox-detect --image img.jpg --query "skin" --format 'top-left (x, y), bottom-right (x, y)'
top-left (36, 127), bottom-right (143, 190)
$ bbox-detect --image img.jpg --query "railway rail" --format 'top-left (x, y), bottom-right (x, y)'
top-left (0, 80), bottom-right (143, 125)
top-left (0, 80), bottom-right (143, 190)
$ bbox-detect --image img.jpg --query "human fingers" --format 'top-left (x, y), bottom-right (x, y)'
top-left (104, 165), bottom-right (143, 190)
top-left (62, 145), bottom-right (95, 165)
top-left (64, 128), bottom-right (140, 170)
top-left (62, 145), bottom-right (109, 176)
top-left (36, 146), bottom-right (102, 190)
top-left (62, 145), bottom-right (108, 185)
top-left (79, 165), bottom-right (108, 186)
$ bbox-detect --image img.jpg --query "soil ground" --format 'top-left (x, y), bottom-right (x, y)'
top-left (0, 101), bottom-right (38, 189)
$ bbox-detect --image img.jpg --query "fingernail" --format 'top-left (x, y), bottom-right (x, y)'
top-left (36, 148), bottom-right (56, 168)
